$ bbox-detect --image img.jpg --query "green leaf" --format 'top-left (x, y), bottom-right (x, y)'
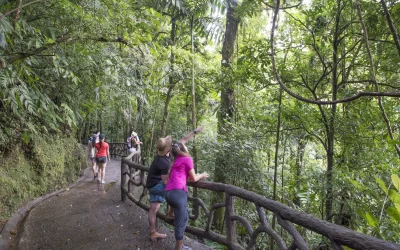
top-left (20, 132), bottom-right (31, 144)
top-left (15, 92), bottom-right (23, 109)
top-left (296, 191), bottom-right (308, 198)
top-left (35, 39), bottom-right (41, 49)
top-left (391, 174), bottom-right (400, 191)
top-left (388, 189), bottom-right (400, 212)
top-left (387, 139), bottom-right (400, 146)
top-left (376, 177), bottom-right (388, 195)
top-left (350, 179), bottom-right (364, 190)
top-left (310, 193), bottom-right (316, 202)
top-left (356, 208), bottom-right (366, 219)
top-left (364, 212), bottom-right (378, 228)
top-left (0, 15), bottom-right (13, 33)
top-left (396, 203), bottom-right (400, 213)
top-left (386, 207), bottom-right (400, 221)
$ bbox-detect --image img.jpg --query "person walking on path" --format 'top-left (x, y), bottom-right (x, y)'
top-left (146, 127), bottom-right (204, 241)
top-left (165, 141), bottom-right (209, 250)
top-left (88, 131), bottom-right (100, 179)
top-left (95, 134), bottom-right (111, 184)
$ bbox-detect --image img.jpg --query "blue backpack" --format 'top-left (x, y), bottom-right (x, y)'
top-left (89, 137), bottom-right (96, 147)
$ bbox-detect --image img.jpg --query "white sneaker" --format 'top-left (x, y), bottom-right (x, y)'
top-left (181, 245), bottom-right (192, 250)
top-left (101, 180), bottom-right (105, 184)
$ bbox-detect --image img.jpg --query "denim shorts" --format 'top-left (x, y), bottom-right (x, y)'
top-left (148, 182), bottom-right (166, 203)
top-left (96, 156), bottom-right (107, 164)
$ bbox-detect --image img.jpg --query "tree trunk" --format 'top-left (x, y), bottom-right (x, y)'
top-left (270, 87), bottom-right (283, 250)
top-left (191, 14), bottom-right (198, 169)
top-left (212, 0), bottom-right (239, 231)
top-left (325, 0), bottom-right (341, 222)
top-left (190, 14), bottom-right (200, 217)
top-left (380, 0), bottom-right (400, 58)
top-left (191, 15), bottom-right (197, 137)
top-left (161, 16), bottom-right (177, 137)
top-left (98, 109), bottom-right (103, 134)
top-left (293, 135), bottom-right (306, 207)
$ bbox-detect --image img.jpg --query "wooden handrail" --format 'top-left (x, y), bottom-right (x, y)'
top-left (109, 142), bottom-right (129, 157)
top-left (119, 150), bottom-right (400, 250)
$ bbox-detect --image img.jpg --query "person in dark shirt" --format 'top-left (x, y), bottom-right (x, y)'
top-left (147, 126), bottom-right (204, 241)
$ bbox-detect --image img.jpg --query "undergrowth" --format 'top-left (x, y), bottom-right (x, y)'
top-left (0, 135), bottom-right (87, 222)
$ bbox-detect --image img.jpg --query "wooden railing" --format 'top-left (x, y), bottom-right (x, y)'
top-left (120, 150), bottom-right (400, 250)
top-left (109, 142), bottom-right (129, 157)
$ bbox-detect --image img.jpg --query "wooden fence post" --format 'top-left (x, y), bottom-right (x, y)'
top-left (225, 193), bottom-right (237, 249)
top-left (121, 161), bottom-right (126, 202)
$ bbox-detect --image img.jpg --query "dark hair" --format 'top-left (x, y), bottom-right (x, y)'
top-left (99, 134), bottom-right (105, 148)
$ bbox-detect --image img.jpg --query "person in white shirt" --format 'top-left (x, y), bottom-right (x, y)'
top-left (127, 131), bottom-right (142, 153)
top-left (87, 131), bottom-right (100, 179)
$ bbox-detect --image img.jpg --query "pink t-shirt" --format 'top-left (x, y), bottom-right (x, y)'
top-left (165, 155), bottom-right (194, 193)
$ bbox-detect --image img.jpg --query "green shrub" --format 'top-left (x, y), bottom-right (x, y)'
top-left (0, 135), bottom-right (87, 221)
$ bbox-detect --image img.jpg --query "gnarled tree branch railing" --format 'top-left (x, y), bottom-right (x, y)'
top-left (109, 142), bottom-right (129, 157)
top-left (120, 151), bottom-right (400, 250)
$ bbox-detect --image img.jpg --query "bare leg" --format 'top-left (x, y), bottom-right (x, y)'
top-left (166, 205), bottom-right (174, 219)
top-left (92, 160), bottom-right (98, 177)
top-left (148, 202), bottom-right (160, 233)
top-left (101, 163), bottom-right (107, 183)
top-left (175, 240), bottom-right (183, 250)
top-left (148, 202), bottom-right (166, 240)
top-left (98, 163), bottom-right (104, 183)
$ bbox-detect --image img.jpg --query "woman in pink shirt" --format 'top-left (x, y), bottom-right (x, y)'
top-left (165, 142), bottom-right (209, 250)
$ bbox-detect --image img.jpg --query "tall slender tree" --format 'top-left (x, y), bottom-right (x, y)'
top-left (213, 0), bottom-right (240, 231)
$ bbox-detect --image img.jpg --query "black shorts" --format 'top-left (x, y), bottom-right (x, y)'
top-left (96, 156), bottom-right (107, 164)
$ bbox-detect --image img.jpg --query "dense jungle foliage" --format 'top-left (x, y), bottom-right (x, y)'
top-left (1, 0), bottom-right (400, 248)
